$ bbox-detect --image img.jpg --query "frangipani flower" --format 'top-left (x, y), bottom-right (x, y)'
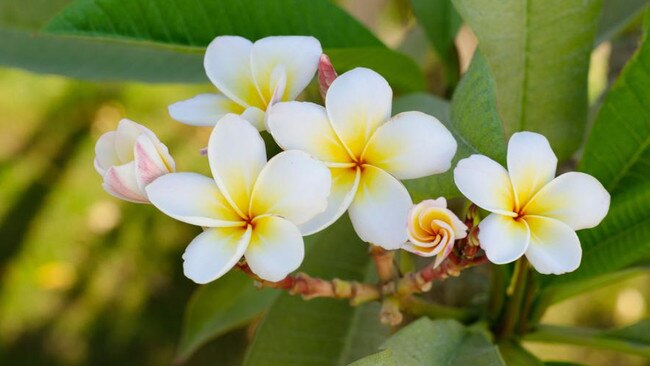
top-left (267, 68), bottom-right (457, 250)
top-left (94, 119), bottom-right (175, 203)
top-left (453, 132), bottom-right (610, 274)
top-left (146, 114), bottom-right (331, 283)
top-left (404, 198), bottom-right (468, 267)
top-left (169, 36), bottom-right (322, 130)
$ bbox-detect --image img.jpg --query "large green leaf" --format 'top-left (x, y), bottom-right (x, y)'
top-left (327, 48), bottom-right (425, 93)
top-left (45, 0), bottom-right (382, 48)
top-left (41, 0), bottom-right (423, 90)
top-left (2, 0), bottom-right (423, 90)
top-left (452, 0), bottom-right (601, 160)
top-left (242, 217), bottom-right (390, 366)
top-left (397, 52), bottom-right (506, 200)
top-left (175, 271), bottom-right (280, 362)
top-left (350, 318), bottom-right (505, 366)
top-left (0, 29), bottom-right (206, 82)
top-left (596, 0), bottom-right (649, 44)
top-left (0, 0), bottom-right (206, 82)
top-left (541, 8), bottom-right (650, 289)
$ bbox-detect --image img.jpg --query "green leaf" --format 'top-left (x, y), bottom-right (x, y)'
top-left (351, 318), bottom-right (505, 366)
top-left (596, 0), bottom-right (649, 45)
top-left (45, 0), bottom-right (382, 48)
top-left (410, 0), bottom-right (461, 60)
top-left (498, 341), bottom-right (544, 366)
top-left (0, 29), bottom-right (206, 82)
top-left (40, 0), bottom-right (423, 91)
top-left (542, 8), bottom-right (650, 289)
top-left (524, 322), bottom-right (650, 358)
top-left (607, 318), bottom-right (650, 344)
top-left (347, 350), bottom-right (394, 366)
top-left (396, 52), bottom-right (506, 200)
top-left (0, 0), bottom-right (206, 83)
top-left (410, 0), bottom-right (461, 85)
top-left (175, 271), bottom-right (280, 363)
top-left (536, 268), bottom-right (647, 313)
top-left (242, 217), bottom-right (390, 366)
top-left (327, 48), bottom-right (425, 93)
top-left (452, 0), bottom-right (601, 160)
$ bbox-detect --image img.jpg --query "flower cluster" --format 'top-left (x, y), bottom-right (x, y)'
top-left (94, 35), bottom-right (610, 284)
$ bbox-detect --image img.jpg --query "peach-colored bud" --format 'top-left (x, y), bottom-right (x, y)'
top-left (318, 54), bottom-right (338, 99)
top-left (94, 119), bottom-right (175, 203)
top-left (402, 198), bottom-right (468, 267)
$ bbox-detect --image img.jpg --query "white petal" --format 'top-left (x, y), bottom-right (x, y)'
top-left (204, 36), bottom-right (265, 108)
top-left (245, 215), bottom-right (304, 282)
top-left (524, 172), bottom-right (610, 230)
top-left (251, 36), bottom-right (322, 103)
top-left (168, 93), bottom-right (245, 126)
top-left (183, 226), bottom-right (252, 284)
top-left (208, 114), bottom-right (267, 217)
top-left (401, 242), bottom-right (437, 257)
top-left (524, 216), bottom-right (581, 275)
top-left (94, 131), bottom-right (120, 175)
top-left (103, 162), bottom-right (148, 203)
top-left (363, 111), bottom-right (457, 179)
top-left (114, 119), bottom-right (157, 163)
top-left (478, 213), bottom-right (530, 264)
top-left (241, 106), bottom-right (266, 131)
top-left (507, 132), bottom-right (558, 209)
top-left (134, 134), bottom-right (173, 191)
top-left (348, 166), bottom-right (412, 250)
top-left (299, 167), bottom-right (360, 235)
top-left (250, 150), bottom-right (331, 225)
top-left (146, 172), bottom-right (243, 227)
top-left (267, 64), bottom-right (287, 107)
top-left (454, 155), bottom-right (516, 216)
top-left (266, 101), bottom-right (352, 164)
top-left (326, 68), bottom-right (392, 158)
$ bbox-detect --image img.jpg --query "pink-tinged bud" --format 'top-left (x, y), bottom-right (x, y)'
top-left (94, 119), bottom-right (175, 203)
top-left (318, 54), bottom-right (338, 99)
top-left (402, 198), bottom-right (468, 267)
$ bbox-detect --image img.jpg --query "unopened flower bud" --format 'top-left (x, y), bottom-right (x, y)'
top-left (402, 198), bottom-right (468, 267)
top-left (94, 119), bottom-right (175, 203)
top-left (318, 54), bottom-right (338, 99)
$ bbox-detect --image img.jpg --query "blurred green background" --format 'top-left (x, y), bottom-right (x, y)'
top-left (0, 0), bottom-right (648, 365)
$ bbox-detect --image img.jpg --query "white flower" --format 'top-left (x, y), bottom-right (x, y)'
top-left (94, 119), bottom-right (175, 203)
top-left (168, 36), bottom-right (322, 130)
top-left (266, 68), bottom-right (457, 250)
top-left (403, 198), bottom-right (468, 267)
top-left (453, 132), bottom-right (610, 275)
top-left (146, 114), bottom-right (331, 283)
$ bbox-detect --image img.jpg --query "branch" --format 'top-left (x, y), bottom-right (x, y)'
top-left (236, 263), bottom-right (381, 305)
top-left (395, 248), bottom-right (488, 296)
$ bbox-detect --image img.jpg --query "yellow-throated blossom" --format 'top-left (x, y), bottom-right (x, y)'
top-left (404, 198), bottom-right (467, 267)
top-left (453, 132), bottom-right (610, 274)
top-left (94, 119), bottom-right (175, 203)
top-left (266, 68), bottom-right (457, 250)
top-left (146, 114), bottom-right (331, 283)
top-left (168, 36), bottom-right (322, 130)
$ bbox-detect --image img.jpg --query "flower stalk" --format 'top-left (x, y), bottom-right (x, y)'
top-left (497, 257), bottom-right (530, 340)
